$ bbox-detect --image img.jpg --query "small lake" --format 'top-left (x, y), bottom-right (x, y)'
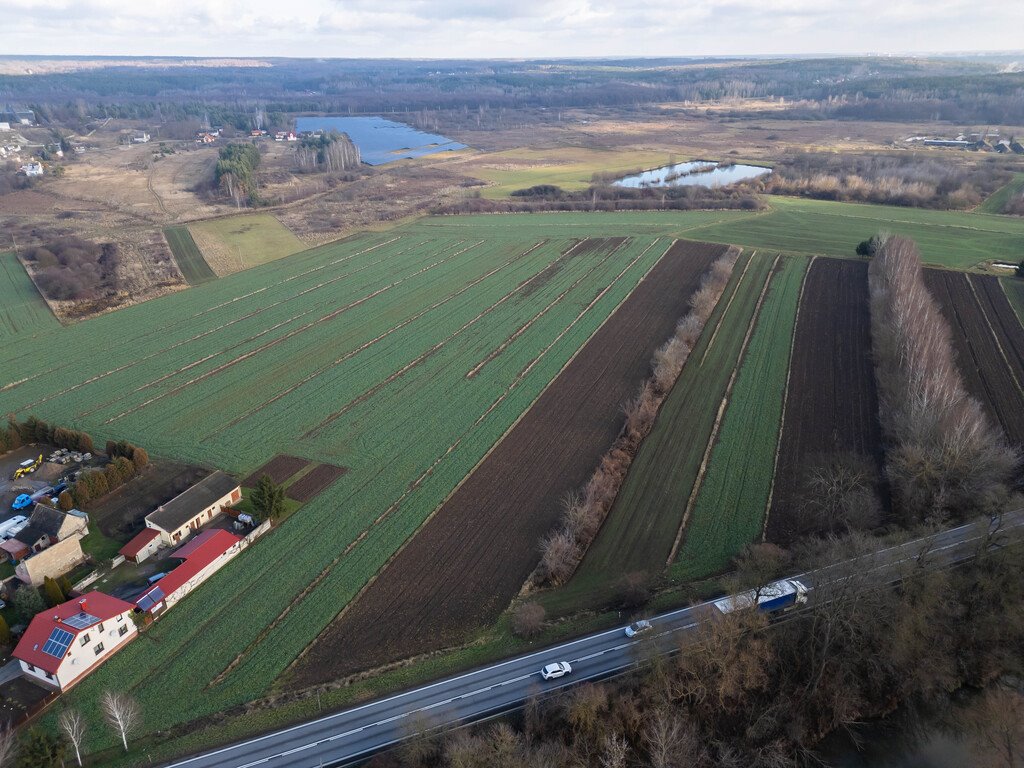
top-left (613, 160), bottom-right (771, 189)
top-left (293, 116), bottom-right (467, 166)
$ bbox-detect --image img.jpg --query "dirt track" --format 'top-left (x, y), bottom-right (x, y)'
top-left (767, 259), bottom-right (886, 541)
top-left (286, 239), bottom-right (728, 688)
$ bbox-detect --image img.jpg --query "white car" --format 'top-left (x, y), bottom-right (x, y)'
top-left (540, 661), bottom-right (572, 680)
top-left (624, 619), bottom-right (653, 638)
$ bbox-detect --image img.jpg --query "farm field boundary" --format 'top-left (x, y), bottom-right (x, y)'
top-left (0, 251), bottom-right (59, 340)
top-left (164, 226), bottom-right (217, 285)
top-left (670, 255), bottom-right (808, 581)
top-left (767, 258), bottom-right (887, 543)
top-left (284, 239), bottom-right (730, 686)
top-left (562, 249), bottom-right (776, 602)
top-left (924, 270), bottom-right (1024, 445)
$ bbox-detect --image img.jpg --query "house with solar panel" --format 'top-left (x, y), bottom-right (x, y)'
top-left (13, 592), bottom-right (138, 691)
top-left (133, 529), bottom-right (243, 617)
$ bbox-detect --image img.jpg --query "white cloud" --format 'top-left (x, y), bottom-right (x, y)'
top-left (0, 0), bottom-right (1021, 57)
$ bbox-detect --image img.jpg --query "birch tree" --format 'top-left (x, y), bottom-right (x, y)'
top-left (101, 690), bottom-right (140, 751)
top-left (58, 708), bottom-right (87, 766)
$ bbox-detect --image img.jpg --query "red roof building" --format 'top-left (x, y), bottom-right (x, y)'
top-left (134, 529), bottom-right (242, 616)
top-left (13, 591), bottom-right (138, 690)
top-left (118, 528), bottom-right (161, 563)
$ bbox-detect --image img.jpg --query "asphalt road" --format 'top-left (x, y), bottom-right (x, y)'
top-left (167, 510), bottom-right (1024, 768)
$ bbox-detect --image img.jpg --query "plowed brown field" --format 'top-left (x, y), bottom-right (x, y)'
top-left (767, 259), bottom-right (886, 541)
top-left (287, 240), bottom-right (730, 687)
top-left (924, 270), bottom-right (1024, 445)
top-left (242, 455), bottom-right (310, 487)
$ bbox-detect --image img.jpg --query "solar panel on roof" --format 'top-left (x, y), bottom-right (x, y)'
top-left (62, 612), bottom-right (100, 630)
top-left (41, 628), bottom-right (73, 658)
top-left (136, 587), bottom-right (164, 612)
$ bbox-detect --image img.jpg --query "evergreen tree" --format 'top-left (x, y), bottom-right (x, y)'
top-left (14, 587), bottom-right (45, 623)
top-left (16, 728), bottom-right (66, 768)
top-left (0, 615), bottom-right (10, 647)
top-left (250, 475), bottom-right (285, 521)
top-left (42, 577), bottom-right (65, 608)
top-left (58, 575), bottom-right (74, 597)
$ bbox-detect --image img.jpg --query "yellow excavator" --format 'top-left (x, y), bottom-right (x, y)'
top-left (12, 454), bottom-right (42, 480)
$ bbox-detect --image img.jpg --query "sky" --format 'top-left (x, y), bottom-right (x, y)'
top-left (2, 0), bottom-right (1023, 58)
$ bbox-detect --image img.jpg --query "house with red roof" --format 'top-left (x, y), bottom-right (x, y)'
top-left (134, 529), bottom-right (242, 617)
top-left (13, 591), bottom-right (138, 691)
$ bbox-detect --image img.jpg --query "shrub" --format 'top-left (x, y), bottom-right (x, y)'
top-left (512, 602), bottom-right (547, 639)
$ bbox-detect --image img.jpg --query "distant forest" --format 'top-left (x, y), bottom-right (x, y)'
top-left (2, 56), bottom-right (1022, 129)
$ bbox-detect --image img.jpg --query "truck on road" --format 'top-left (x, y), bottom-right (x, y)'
top-left (713, 579), bottom-right (809, 614)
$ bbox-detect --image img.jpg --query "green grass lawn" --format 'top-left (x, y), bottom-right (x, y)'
top-left (546, 250), bottom-right (776, 615)
top-left (188, 213), bottom-right (306, 271)
top-left (164, 226), bottom-right (217, 285)
top-left (670, 255), bottom-right (809, 581)
top-left (0, 251), bottom-right (58, 340)
top-left (684, 196), bottom-right (1024, 269)
top-left (977, 173), bottom-right (1024, 214)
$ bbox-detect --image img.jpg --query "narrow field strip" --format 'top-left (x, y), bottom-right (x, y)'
top-left (571, 249), bottom-right (774, 585)
top-left (671, 256), bottom-right (808, 580)
top-left (667, 254), bottom-right (780, 565)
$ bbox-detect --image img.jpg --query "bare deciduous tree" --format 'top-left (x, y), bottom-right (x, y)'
top-left (58, 708), bottom-right (87, 766)
top-left (511, 602), bottom-right (546, 639)
top-left (101, 690), bottom-right (140, 752)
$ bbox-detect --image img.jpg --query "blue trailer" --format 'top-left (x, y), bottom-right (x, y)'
top-left (713, 579), bottom-right (809, 614)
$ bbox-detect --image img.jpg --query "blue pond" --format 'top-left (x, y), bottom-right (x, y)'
top-left (294, 116), bottom-right (467, 166)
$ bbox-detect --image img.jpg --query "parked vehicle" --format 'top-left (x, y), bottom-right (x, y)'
top-left (11, 494), bottom-right (33, 511)
top-left (12, 454), bottom-right (42, 479)
top-left (147, 573), bottom-right (167, 585)
top-left (713, 579), bottom-right (809, 614)
top-left (624, 619), bottom-right (653, 637)
top-left (0, 515), bottom-right (28, 539)
top-left (540, 661), bottom-right (572, 680)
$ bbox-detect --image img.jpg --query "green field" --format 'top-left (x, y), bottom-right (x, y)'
top-left (1, 215), bottom-right (716, 752)
top-left (164, 226), bottom-right (217, 285)
top-left (460, 147), bottom-right (688, 198)
top-left (563, 249), bottom-right (776, 598)
top-left (977, 173), bottom-right (1024, 215)
top-left (671, 255), bottom-right (808, 580)
top-left (0, 251), bottom-right (58, 340)
top-left (1003, 277), bottom-right (1024, 326)
top-left (684, 196), bottom-right (1024, 268)
top-left (189, 213), bottom-right (306, 272)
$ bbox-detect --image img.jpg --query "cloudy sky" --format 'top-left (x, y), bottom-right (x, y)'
top-left (3, 0), bottom-right (1022, 58)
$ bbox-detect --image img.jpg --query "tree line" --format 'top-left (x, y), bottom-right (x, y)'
top-left (294, 131), bottom-right (361, 173)
top-left (867, 236), bottom-right (1018, 524)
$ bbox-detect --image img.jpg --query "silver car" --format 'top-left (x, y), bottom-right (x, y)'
top-left (625, 620), bottom-right (652, 637)
top-left (540, 661), bottom-right (572, 680)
